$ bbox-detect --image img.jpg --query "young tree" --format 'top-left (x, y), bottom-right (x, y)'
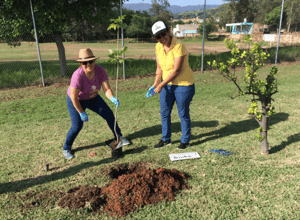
top-left (209, 36), bottom-right (278, 155)
top-left (0, 0), bottom-right (124, 76)
top-left (107, 15), bottom-right (128, 147)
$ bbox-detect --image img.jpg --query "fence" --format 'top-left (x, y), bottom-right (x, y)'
top-left (0, 0), bottom-right (297, 89)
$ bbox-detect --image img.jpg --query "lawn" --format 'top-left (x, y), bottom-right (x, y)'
top-left (0, 39), bottom-right (227, 61)
top-left (1, 39), bottom-right (298, 89)
top-left (0, 60), bottom-right (300, 219)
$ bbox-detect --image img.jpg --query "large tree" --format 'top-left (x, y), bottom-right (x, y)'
top-left (222, 0), bottom-right (258, 23)
top-left (197, 17), bottom-right (218, 38)
top-left (216, 3), bottom-right (234, 28)
top-left (149, 0), bottom-right (172, 24)
top-left (253, 0), bottom-right (282, 24)
top-left (0, 0), bottom-right (124, 76)
top-left (126, 14), bottom-right (152, 40)
top-left (285, 0), bottom-right (300, 32)
top-left (265, 5), bottom-right (287, 30)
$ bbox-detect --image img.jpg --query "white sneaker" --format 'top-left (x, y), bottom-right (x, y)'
top-left (119, 136), bottom-right (130, 146)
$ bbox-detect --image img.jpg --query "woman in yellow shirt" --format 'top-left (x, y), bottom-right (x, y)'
top-left (146, 21), bottom-right (195, 149)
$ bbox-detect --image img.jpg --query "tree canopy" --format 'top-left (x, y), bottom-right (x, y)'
top-left (0, 0), bottom-right (125, 75)
top-left (149, 0), bottom-right (172, 24)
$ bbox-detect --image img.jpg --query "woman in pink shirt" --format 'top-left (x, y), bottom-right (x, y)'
top-left (63, 48), bottom-right (130, 159)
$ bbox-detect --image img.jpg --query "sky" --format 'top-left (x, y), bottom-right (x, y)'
top-left (123, 0), bottom-right (225, 7)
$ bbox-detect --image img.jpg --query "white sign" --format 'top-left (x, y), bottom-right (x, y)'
top-left (169, 152), bottom-right (201, 161)
top-left (264, 34), bottom-right (276, 42)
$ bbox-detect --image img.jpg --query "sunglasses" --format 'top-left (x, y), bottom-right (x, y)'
top-left (155, 32), bottom-right (167, 40)
top-left (82, 60), bottom-right (94, 65)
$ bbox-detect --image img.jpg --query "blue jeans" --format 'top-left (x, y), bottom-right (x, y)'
top-left (160, 84), bottom-right (195, 144)
top-left (63, 95), bottom-right (122, 151)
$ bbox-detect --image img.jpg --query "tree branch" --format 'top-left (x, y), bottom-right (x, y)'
top-left (249, 114), bottom-right (262, 125)
top-left (270, 90), bottom-right (278, 96)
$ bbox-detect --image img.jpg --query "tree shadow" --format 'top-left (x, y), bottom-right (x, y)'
top-left (269, 133), bottom-right (300, 154)
top-left (0, 145), bottom-right (147, 195)
top-left (126, 113), bottom-right (288, 147)
top-left (191, 112), bottom-right (289, 147)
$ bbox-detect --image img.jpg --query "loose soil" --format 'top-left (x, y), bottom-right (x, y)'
top-left (110, 139), bottom-right (121, 151)
top-left (57, 162), bottom-right (191, 216)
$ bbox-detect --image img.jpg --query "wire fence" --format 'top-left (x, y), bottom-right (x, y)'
top-left (0, 0), bottom-right (298, 89)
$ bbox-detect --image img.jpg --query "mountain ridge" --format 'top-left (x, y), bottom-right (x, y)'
top-left (122, 3), bottom-right (221, 14)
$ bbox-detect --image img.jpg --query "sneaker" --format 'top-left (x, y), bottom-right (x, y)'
top-left (63, 150), bottom-right (74, 160)
top-left (154, 140), bottom-right (172, 149)
top-left (119, 136), bottom-right (130, 146)
top-left (178, 142), bottom-right (191, 149)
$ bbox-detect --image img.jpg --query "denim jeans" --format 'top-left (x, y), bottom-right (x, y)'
top-left (63, 95), bottom-right (122, 150)
top-left (160, 84), bottom-right (195, 144)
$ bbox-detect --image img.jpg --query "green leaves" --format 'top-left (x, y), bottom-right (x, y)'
top-left (211, 36), bottom-right (279, 145)
top-left (267, 105), bottom-right (276, 117)
top-left (247, 101), bottom-right (258, 115)
top-left (247, 100), bottom-right (262, 121)
top-left (107, 15), bottom-right (126, 31)
top-left (107, 47), bottom-right (128, 64)
top-left (106, 15), bottom-right (127, 65)
top-left (255, 127), bottom-right (264, 142)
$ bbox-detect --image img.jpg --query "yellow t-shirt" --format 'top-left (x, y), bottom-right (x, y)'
top-left (155, 37), bottom-right (194, 86)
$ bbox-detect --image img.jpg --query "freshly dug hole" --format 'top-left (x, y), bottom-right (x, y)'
top-left (58, 162), bottom-right (191, 216)
top-left (58, 185), bottom-right (105, 210)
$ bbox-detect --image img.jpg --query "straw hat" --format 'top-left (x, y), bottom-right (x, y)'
top-left (75, 48), bottom-right (99, 62)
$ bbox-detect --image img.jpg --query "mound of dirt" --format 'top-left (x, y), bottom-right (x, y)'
top-left (58, 162), bottom-right (191, 216)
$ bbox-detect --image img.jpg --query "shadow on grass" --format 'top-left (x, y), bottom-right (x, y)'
top-left (269, 133), bottom-right (300, 154)
top-left (191, 112), bottom-right (289, 147)
top-left (126, 113), bottom-right (288, 147)
top-left (72, 142), bottom-right (106, 153)
top-left (0, 146), bottom-right (147, 195)
top-left (126, 120), bottom-right (220, 142)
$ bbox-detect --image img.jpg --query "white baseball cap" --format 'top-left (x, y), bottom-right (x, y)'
top-left (152, 21), bottom-right (168, 38)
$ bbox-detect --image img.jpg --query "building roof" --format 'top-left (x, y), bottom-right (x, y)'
top-left (174, 24), bottom-right (199, 32)
top-left (226, 23), bottom-right (253, 27)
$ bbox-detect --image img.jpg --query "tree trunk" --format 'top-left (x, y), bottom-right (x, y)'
top-left (260, 100), bottom-right (269, 155)
top-left (53, 33), bottom-right (68, 76)
top-left (287, 1), bottom-right (294, 33)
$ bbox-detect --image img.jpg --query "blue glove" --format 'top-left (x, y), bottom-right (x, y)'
top-left (79, 111), bottom-right (88, 122)
top-left (146, 86), bottom-right (156, 98)
top-left (110, 96), bottom-right (120, 108)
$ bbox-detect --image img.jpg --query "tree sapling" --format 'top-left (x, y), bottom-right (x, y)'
top-left (209, 35), bottom-right (278, 155)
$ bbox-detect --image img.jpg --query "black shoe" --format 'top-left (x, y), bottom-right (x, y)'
top-left (178, 142), bottom-right (191, 149)
top-left (154, 140), bottom-right (171, 149)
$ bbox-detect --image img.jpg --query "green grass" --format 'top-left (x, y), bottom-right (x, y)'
top-left (1, 39), bottom-right (299, 90)
top-left (0, 54), bottom-right (226, 89)
top-left (1, 61), bottom-right (300, 219)
top-left (268, 45), bottom-right (300, 62)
